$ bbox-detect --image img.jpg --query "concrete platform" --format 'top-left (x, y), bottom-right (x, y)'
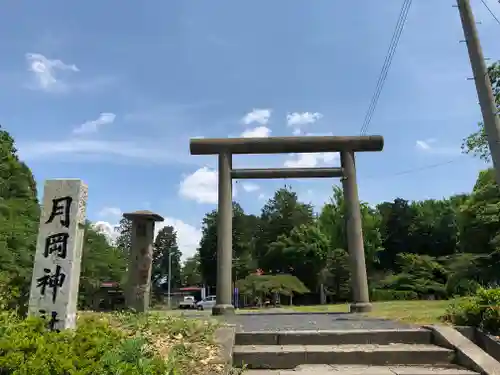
top-left (235, 328), bottom-right (432, 346)
top-left (243, 365), bottom-right (479, 374)
top-left (233, 344), bottom-right (455, 369)
top-left (225, 312), bottom-right (416, 332)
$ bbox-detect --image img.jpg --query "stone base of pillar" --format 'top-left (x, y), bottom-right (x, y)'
top-left (212, 304), bottom-right (235, 316)
top-left (349, 302), bottom-right (372, 313)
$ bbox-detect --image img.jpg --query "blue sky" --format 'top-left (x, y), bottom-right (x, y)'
top-left (2, 0), bottom-right (498, 260)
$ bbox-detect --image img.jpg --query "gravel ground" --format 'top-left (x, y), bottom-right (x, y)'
top-left (163, 309), bottom-right (417, 332)
top-left (243, 364), bottom-right (477, 374)
top-left (224, 312), bottom-right (416, 332)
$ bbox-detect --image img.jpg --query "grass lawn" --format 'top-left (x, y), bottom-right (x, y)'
top-left (155, 299), bottom-right (458, 325)
top-left (261, 299), bottom-right (457, 325)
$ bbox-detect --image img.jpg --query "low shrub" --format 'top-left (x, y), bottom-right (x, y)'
top-left (0, 310), bottom-right (223, 375)
top-left (445, 276), bottom-right (480, 297)
top-left (371, 289), bottom-right (419, 301)
top-left (0, 272), bottom-right (28, 314)
top-left (443, 287), bottom-right (500, 334)
top-left (442, 297), bottom-right (483, 327)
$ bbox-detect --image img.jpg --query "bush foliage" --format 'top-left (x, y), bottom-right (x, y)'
top-left (0, 311), bottom-right (222, 375)
top-left (444, 287), bottom-right (500, 334)
top-left (371, 289), bottom-right (419, 301)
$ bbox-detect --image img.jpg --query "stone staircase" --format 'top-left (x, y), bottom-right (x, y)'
top-left (231, 328), bottom-right (492, 374)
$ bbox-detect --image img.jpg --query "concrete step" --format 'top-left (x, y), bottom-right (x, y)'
top-left (242, 364), bottom-right (479, 374)
top-left (233, 344), bottom-right (455, 369)
top-left (235, 329), bottom-right (432, 346)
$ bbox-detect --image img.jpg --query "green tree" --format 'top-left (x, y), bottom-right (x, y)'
top-left (256, 186), bottom-right (314, 272)
top-left (457, 168), bottom-right (500, 282)
top-left (153, 226), bottom-right (182, 288)
top-left (267, 224), bottom-right (329, 292)
top-left (377, 198), bottom-right (416, 270)
top-left (181, 255), bottom-right (202, 286)
top-left (79, 222), bottom-right (127, 309)
top-left (0, 127), bottom-right (38, 200)
top-left (115, 217), bottom-right (132, 253)
top-left (458, 168), bottom-right (500, 256)
top-left (318, 186), bottom-right (383, 272)
top-left (319, 248), bottom-right (351, 302)
top-left (197, 203), bottom-right (259, 287)
top-left (318, 186), bottom-right (347, 251)
top-left (442, 253), bottom-right (483, 297)
top-left (408, 199), bottom-right (459, 257)
top-left (198, 210), bottom-right (218, 288)
top-left (461, 62), bottom-right (500, 162)
top-left (0, 126), bottom-right (131, 312)
top-left (378, 253), bottom-right (447, 298)
top-left (0, 126), bottom-right (40, 312)
top-left (235, 274), bottom-right (309, 305)
top-left (232, 204), bottom-right (259, 280)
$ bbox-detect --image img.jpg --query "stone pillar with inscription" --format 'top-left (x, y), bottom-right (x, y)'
top-left (28, 179), bottom-right (88, 331)
top-left (123, 210), bottom-right (164, 313)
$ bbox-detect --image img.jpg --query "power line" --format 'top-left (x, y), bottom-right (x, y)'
top-left (360, 0), bottom-right (412, 135)
top-left (364, 156), bottom-right (465, 179)
top-left (384, 158), bottom-right (461, 177)
top-left (480, 0), bottom-right (500, 26)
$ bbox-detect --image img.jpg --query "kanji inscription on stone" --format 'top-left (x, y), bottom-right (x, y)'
top-left (28, 179), bottom-right (88, 331)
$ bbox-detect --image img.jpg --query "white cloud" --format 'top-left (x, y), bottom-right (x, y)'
top-left (284, 152), bottom-right (339, 168)
top-left (92, 221), bottom-right (120, 244)
top-left (258, 193), bottom-right (266, 200)
top-left (241, 126), bottom-right (271, 138)
top-left (416, 139), bottom-right (435, 150)
top-left (241, 109), bottom-right (271, 125)
top-left (179, 167), bottom-right (218, 203)
top-left (98, 206), bottom-right (122, 218)
top-left (241, 182), bottom-right (260, 192)
top-left (158, 218), bottom-right (202, 260)
top-left (322, 152), bottom-right (339, 163)
top-left (286, 112), bottom-right (323, 135)
top-left (179, 167), bottom-right (237, 204)
top-left (16, 138), bottom-right (194, 165)
top-left (415, 139), bottom-right (459, 155)
top-left (73, 113), bottom-right (116, 135)
top-left (25, 53), bottom-right (79, 92)
top-left (92, 216), bottom-right (202, 260)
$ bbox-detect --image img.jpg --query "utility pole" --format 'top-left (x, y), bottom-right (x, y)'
top-left (457, 0), bottom-right (500, 186)
top-left (167, 252), bottom-right (172, 309)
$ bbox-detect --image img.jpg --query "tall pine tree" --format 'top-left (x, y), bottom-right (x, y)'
top-left (153, 226), bottom-right (182, 289)
top-left (0, 125), bottom-right (40, 311)
top-left (115, 217), bottom-right (132, 253)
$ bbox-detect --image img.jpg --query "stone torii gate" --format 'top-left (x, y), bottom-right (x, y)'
top-left (190, 135), bottom-right (384, 315)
